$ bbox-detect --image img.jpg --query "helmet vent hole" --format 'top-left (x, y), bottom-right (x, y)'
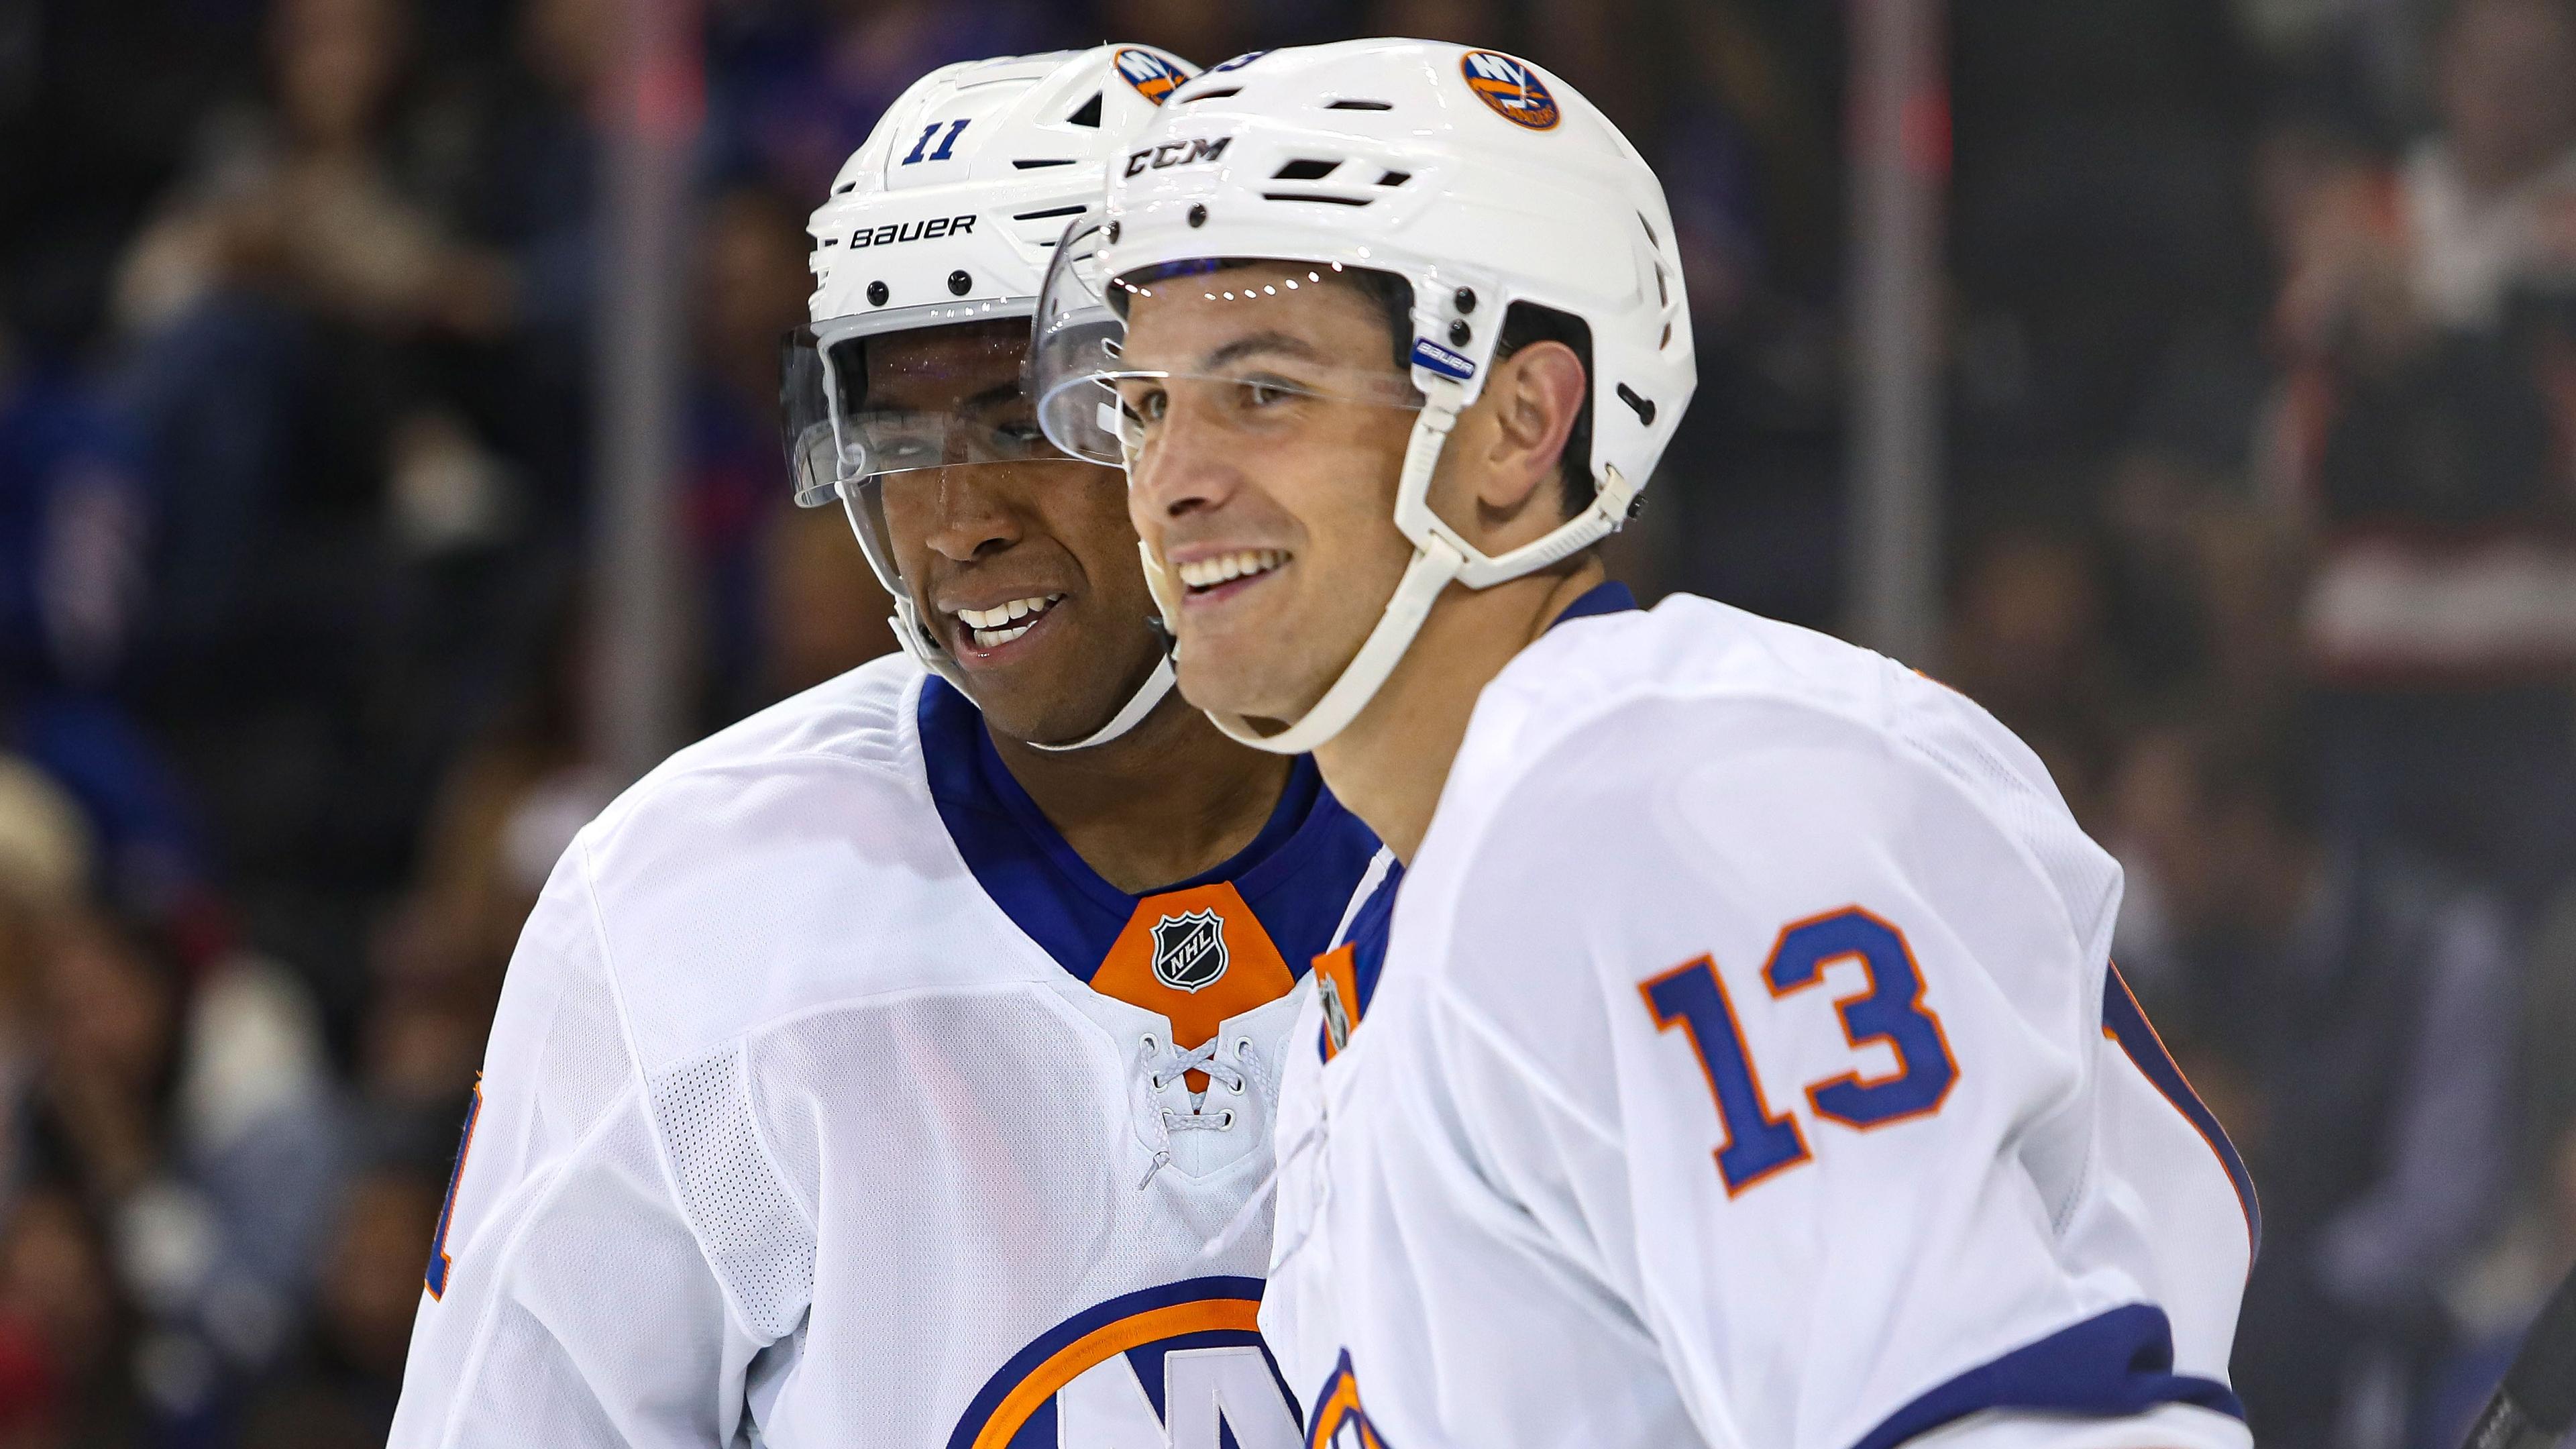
top-left (1326, 99), bottom-right (1393, 111)
top-left (1181, 87), bottom-right (1242, 103)
top-left (1013, 203), bottom-right (1088, 221)
top-left (1273, 158), bottom-right (1340, 181)
top-left (1654, 264), bottom-right (1668, 307)
top-left (1375, 170), bottom-right (1412, 187)
top-left (1260, 193), bottom-right (1371, 207)
top-left (1660, 322), bottom-right (1673, 347)
top-left (833, 181), bottom-right (856, 195)
top-left (1637, 211), bottom-right (1661, 249)
top-left (1066, 92), bottom-right (1103, 127)
top-left (1012, 158), bottom-right (1079, 170)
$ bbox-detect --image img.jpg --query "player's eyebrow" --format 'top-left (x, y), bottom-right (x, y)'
top-left (1201, 331), bottom-right (1328, 370)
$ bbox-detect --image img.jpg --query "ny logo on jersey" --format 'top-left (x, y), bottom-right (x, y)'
top-left (949, 1279), bottom-right (1299, 1449)
top-left (1152, 909), bottom-right (1230, 993)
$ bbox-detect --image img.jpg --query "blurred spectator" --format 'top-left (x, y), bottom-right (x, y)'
top-left (688, 184), bottom-right (820, 718)
top-left (240, 1159), bottom-right (442, 1449)
top-left (367, 612), bottom-right (601, 1118)
top-left (2260, 0), bottom-right (2576, 906)
top-left (757, 505), bottom-right (898, 704)
top-left (1943, 526), bottom-right (2128, 821)
top-left (29, 908), bottom-right (347, 1426)
top-left (0, 1188), bottom-right (137, 1446)
top-left (2114, 724), bottom-right (2517, 1449)
top-left (0, 323), bottom-right (217, 946)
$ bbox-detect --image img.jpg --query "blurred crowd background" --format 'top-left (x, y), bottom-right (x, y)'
top-left (0, 0), bottom-right (2571, 1443)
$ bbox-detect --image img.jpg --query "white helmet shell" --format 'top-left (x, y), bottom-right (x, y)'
top-left (804, 45), bottom-right (1195, 336)
top-left (1085, 40), bottom-right (1696, 752)
top-left (789, 44), bottom-right (1199, 750)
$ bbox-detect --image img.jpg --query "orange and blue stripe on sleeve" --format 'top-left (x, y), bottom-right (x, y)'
top-left (2100, 963), bottom-right (2261, 1258)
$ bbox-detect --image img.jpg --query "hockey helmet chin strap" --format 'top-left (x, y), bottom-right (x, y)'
top-left (1141, 382), bottom-right (1635, 758)
top-left (841, 493), bottom-right (1178, 753)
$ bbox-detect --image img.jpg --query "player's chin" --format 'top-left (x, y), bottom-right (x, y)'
top-left (1171, 637), bottom-right (1320, 726)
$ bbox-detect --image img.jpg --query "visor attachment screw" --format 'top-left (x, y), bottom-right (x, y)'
top-left (866, 280), bottom-right (889, 307)
top-left (1106, 221), bottom-right (1120, 243)
top-left (1454, 286), bottom-right (1477, 314)
top-left (948, 269), bottom-right (973, 296)
top-left (1448, 319), bottom-right (1471, 346)
top-left (1187, 203), bottom-right (1208, 228)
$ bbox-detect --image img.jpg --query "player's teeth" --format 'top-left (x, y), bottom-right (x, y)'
top-left (956, 594), bottom-right (1061, 632)
top-left (1177, 549), bottom-right (1287, 590)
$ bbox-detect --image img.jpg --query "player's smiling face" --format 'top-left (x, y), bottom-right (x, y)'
top-left (867, 323), bottom-right (1169, 745)
top-left (1118, 265), bottom-right (1421, 726)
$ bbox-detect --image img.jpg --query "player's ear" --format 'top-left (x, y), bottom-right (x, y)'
top-left (1472, 339), bottom-right (1586, 529)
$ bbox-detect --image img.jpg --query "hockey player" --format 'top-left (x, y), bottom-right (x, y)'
top-left (1032, 39), bottom-right (2259, 1449)
top-left (388, 47), bottom-right (1380, 1448)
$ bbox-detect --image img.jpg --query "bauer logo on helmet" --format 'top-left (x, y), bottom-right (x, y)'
top-left (1460, 50), bottom-right (1561, 131)
top-left (1115, 47), bottom-right (1191, 105)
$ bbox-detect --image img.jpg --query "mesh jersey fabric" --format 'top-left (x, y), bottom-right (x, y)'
top-left (392, 652), bottom-right (1376, 1448)
top-left (1263, 594), bottom-right (2254, 1449)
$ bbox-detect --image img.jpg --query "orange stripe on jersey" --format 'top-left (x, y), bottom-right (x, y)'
top-left (970, 1297), bottom-right (1260, 1449)
top-left (1306, 1352), bottom-right (1390, 1449)
top-left (1091, 882), bottom-right (1295, 1087)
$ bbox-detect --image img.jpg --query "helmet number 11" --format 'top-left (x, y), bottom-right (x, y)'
top-left (904, 119), bottom-right (971, 165)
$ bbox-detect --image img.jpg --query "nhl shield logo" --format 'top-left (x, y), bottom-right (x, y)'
top-left (1150, 909), bottom-right (1230, 993)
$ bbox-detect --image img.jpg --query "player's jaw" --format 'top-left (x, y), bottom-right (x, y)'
top-left (1140, 452), bottom-right (1413, 728)
top-left (888, 460), bottom-right (1169, 746)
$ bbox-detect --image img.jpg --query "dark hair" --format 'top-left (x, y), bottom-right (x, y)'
top-left (1338, 268), bottom-right (1597, 519)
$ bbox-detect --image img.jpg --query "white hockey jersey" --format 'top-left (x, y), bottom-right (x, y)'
top-left (1267, 584), bottom-right (2259, 1449)
top-left (389, 653), bottom-right (1383, 1448)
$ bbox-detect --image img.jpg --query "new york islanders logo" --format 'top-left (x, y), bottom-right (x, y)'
top-left (1460, 50), bottom-right (1560, 131)
top-left (1116, 48), bottom-right (1191, 106)
top-left (1152, 909), bottom-right (1229, 993)
top-left (947, 1278), bottom-right (1299, 1449)
top-left (1308, 1350), bottom-right (1393, 1448)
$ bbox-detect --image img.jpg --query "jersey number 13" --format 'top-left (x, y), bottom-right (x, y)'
top-left (1640, 906), bottom-right (1959, 1195)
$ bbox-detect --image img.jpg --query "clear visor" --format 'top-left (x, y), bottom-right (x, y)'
top-left (778, 305), bottom-right (1059, 510)
top-left (1031, 218), bottom-right (1426, 468)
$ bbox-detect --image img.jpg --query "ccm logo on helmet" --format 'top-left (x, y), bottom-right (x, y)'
top-left (1123, 136), bottom-right (1232, 178)
top-left (1461, 50), bottom-right (1562, 131)
top-left (851, 214), bottom-right (976, 250)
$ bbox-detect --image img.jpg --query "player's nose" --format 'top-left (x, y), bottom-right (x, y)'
top-left (1124, 411), bottom-right (1240, 528)
top-left (921, 466), bottom-right (1025, 563)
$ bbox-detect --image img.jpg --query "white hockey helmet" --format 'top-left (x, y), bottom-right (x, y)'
top-left (783, 44), bottom-right (1199, 749)
top-left (1032, 40), bottom-right (1695, 754)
